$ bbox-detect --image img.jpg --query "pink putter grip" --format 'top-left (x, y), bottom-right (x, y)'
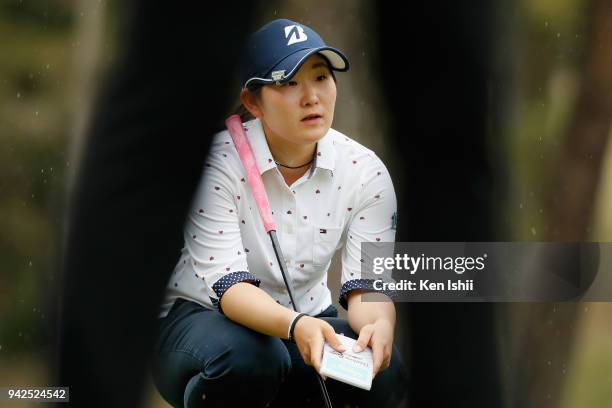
top-left (225, 115), bottom-right (276, 233)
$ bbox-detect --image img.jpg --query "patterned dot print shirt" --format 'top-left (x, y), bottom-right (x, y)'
top-left (159, 118), bottom-right (397, 317)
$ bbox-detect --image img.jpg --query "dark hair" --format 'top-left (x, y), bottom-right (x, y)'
top-left (232, 56), bottom-right (337, 124)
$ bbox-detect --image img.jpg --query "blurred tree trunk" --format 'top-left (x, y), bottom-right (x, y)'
top-left (547, 0), bottom-right (612, 241)
top-left (68, 0), bottom-right (106, 188)
top-left (518, 1), bottom-right (612, 407)
top-left (52, 0), bottom-right (105, 377)
top-left (376, 2), bottom-right (503, 408)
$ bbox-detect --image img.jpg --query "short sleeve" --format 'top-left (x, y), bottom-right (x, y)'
top-left (185, 152), bottom-right (260, 310)
top-left (339, 155), bottom-right (397, 309)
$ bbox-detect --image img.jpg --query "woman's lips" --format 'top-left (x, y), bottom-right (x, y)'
top-left (301, 115), bottom-right (323, 125)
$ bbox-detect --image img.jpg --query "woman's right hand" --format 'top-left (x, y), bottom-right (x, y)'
top-left (292, 316), bottom-right (346, 374)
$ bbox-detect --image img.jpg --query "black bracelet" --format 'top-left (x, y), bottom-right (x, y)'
top-left (289, 313), bottom-right (307, 343)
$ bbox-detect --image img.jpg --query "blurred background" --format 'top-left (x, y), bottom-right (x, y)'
top-left (0, 0), bottom-right (611, 407)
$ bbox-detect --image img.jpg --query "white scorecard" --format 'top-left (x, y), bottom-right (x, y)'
top-left (320, 334), bottom-right (373, 391)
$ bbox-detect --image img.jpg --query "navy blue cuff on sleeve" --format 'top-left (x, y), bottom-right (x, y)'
top-left (210, 271), bottom-right (261, 311)
top-left (338, 278), bottom-right (396, 310)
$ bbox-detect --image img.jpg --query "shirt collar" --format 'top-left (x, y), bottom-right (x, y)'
top-left (245, 118), bottom-right (336, 177)
top-left (245, 118), bottom-right (276, 175)
top-left (313, 128), bottom-right (335, 174)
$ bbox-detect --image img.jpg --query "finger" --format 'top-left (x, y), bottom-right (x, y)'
top-left (372, 342), bottom-right (384, 376)
top-left (382, 346), bottom-right (392, 370)
top-left (383, 356), bottom-right (391, 370)
top-left (295, 337), bottom-right (310, 365)
top-left (354, 326), bottom-right (373, 353)
top-left (311, 336), bottom-right (325, 373)
top-left (323, 325), bottom-right (346, 353)
top-left (379, 355), bottom-right (391, 373)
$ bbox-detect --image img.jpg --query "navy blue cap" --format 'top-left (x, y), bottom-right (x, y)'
top-left (239, 19), bottom-right (350, 89)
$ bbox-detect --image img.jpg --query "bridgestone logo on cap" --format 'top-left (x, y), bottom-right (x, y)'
top-left (284, 25), bottom-right (308, 46)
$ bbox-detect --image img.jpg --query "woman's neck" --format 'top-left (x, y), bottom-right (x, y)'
top-left (262, 123), bottom-right (316, 168)
top-left (261, 121), bottom-right (316, 187)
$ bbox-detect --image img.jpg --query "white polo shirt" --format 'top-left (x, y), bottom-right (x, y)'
top-left (159, 118), bottom-right (397, 318)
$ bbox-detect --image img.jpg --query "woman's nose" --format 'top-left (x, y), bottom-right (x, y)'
top-left (301, 84), bottom-right (319, 106)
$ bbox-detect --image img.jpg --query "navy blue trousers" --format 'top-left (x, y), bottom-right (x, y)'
top-left (152, 298), bottom-right (408, 407)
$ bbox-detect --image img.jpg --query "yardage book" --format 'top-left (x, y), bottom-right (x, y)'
top-left (320, 334), bottom-right (373, 391)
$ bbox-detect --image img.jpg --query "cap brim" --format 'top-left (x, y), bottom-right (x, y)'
top-left (244, 47), bottom-right (349, 88)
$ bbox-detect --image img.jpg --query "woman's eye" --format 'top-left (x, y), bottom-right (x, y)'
top-left (317, 75), bottom-right (327, 81)
top-left (288, 81), bottom-right (298, 86)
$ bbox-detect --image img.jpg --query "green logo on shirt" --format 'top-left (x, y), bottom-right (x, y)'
top-left (391, 212), bottom-right (397, 230)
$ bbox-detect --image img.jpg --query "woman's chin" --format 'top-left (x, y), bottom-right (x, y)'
top-left (298, 125), bottom-right (329, 142)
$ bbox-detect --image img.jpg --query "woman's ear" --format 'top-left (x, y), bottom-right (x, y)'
top-left (240, 89), bottom-right (262, 118)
